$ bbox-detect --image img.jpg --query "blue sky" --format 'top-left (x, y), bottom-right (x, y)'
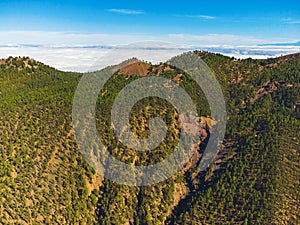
top-left (0, 0), bottom-right (299, 45)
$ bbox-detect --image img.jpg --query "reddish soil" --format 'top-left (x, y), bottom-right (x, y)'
top-left (119, 61), bottom-right (150, 77)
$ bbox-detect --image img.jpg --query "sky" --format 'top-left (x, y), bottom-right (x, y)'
top-left (0, 0), bottom-right (299, 45)
top-left (0, 0), bottom-right (299, 71)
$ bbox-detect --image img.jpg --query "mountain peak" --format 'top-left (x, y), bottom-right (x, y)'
top-left (118, 60), bottom-right (150, 77)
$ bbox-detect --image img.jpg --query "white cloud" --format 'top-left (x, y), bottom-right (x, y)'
top-left (108, 9), bottom-right (144, 15)
top-left (286, 21), bottom-right (300, 24)
top-left (168, 33), bottom-right (297, 46)
top-left (188, 15), bottom-right (216, 20)
top-left (281, 18), bottom-right (300, 24)
top-left (0, 31), bottom-right (299, 72)
top-left (0, 30), bottom-right (296, 47)
top-left (173, 14), bottom-right (216, 20)
top-left (1, 44), bottom-right (299, 72)
top-left (0, 31), bottom-right (155, 45)
top-left (0, 42), bottom-right (187, 72)
top-left (198, 15), bottom-right (216, 20)
top-left (0, 45), bottom-right (110, 72)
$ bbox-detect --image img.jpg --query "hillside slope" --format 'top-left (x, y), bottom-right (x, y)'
top-left (0, 57), bottom-right (101, 224)
top-left (0, 53), bottom-right (299, 224)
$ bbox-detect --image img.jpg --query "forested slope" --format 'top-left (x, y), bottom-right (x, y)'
top-left (0, 53), bottom-right (299, 224)
top-left (0, 57), bottom-right (101, 224)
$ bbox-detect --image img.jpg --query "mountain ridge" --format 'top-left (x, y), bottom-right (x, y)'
top-left (0, 52), bottom-right (299, 224)
top-left (259, 41), bottom-right (300, 46)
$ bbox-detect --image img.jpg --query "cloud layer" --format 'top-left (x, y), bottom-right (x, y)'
top-left (1, 31), bottom-right (297, 46)
top-left (0, 31), bottom-right (299, 72)
top-left (1, 44), bottom-right (299, 72)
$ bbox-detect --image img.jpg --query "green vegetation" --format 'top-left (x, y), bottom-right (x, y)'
top-left (0, 53), bottom-right (299, 224)
top-left (0, 57), bottom-right (100, 224)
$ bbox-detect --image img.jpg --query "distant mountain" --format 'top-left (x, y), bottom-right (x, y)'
top-left (259, 41), bottom-right (300, 46)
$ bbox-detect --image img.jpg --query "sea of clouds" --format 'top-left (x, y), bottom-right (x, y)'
top-left (1, 44), bottom-right (300, 72)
